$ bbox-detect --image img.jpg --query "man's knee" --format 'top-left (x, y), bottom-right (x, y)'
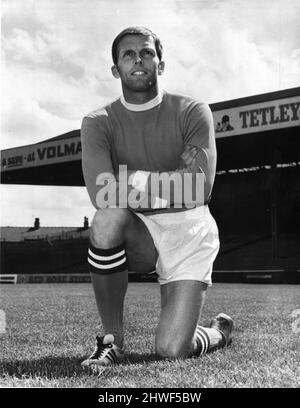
top-left (155, 335), bottom-right (192, 359)
top-left (90, 208), bottom-right (133, 247)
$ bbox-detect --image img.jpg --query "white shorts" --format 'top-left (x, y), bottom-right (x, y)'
top-left (135, 205), bottom-right (220, 286)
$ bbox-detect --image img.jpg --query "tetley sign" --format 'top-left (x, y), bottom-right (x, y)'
top-left (214, 96), bottom-right (300, 137)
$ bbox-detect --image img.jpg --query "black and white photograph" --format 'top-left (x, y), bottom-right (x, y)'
top-left (1, 0), bottom-right (299, 394)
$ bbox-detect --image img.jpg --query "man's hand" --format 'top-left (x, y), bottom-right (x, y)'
top-left (178, 144), bottom-right (200, 171)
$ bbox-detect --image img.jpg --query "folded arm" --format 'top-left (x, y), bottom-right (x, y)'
top-left (81, 102), bottom-right (216, 212)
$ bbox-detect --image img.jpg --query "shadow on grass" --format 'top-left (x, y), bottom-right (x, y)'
top-left (0, 352), bottom-right (160, 379)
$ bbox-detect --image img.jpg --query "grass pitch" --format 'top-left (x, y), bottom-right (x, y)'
top-left (0, 282), bottom-right (299, 388)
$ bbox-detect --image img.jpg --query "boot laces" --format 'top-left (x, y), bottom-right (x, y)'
top-left (90, 336), bottom-right (112, 359)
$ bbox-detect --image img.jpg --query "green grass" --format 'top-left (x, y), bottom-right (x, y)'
top-left (0, 283), bottom-right (299, 388)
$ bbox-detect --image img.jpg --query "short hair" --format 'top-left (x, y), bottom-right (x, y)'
top-left (112, 26), bottom-right (163, 65)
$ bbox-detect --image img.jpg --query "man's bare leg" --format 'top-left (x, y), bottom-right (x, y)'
top-left (89, 208), bottom-right (158, 348)
top-left (155, 280), bottom-right (207, 358)
top-left (155, 280), bottom-right (232, 358)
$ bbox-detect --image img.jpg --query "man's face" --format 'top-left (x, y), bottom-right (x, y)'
top-left (112, 35), bottom-right (164, 92)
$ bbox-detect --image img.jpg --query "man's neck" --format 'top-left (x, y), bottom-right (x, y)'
top-left (120, 89), bottom-right (163, 112)
top-left (121, 85), bottom-right (159, 104)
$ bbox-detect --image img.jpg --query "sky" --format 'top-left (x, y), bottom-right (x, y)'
top-left (1, 0), bottom-right (300, 227)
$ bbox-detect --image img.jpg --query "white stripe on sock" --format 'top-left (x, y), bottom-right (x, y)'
top-left (88, 256), bottom-right (126, 269)
top-left (196, 331), bottom-right (206, 355)
top-left (196, 329), bottom-right (208, 354)
top-left (199, 329), bottom-right (209, 354)
top-left (88, 248), bottom-right (125, 261)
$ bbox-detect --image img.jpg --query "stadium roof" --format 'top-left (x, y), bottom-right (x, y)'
top-left (1, 87), bottom-right (299, 186)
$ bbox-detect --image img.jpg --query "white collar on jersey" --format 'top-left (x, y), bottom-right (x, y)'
top-left (120, 90), bottom-right (163, 111)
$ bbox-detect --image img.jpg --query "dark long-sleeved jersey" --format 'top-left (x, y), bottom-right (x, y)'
top-left (81, 90), bottom-right (216, 214)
